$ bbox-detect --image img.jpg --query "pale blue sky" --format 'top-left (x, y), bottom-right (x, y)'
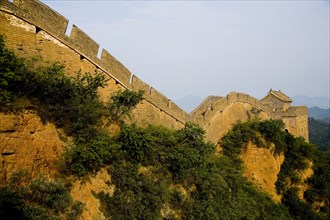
top-left (40, 0), bottom-right (329, 101)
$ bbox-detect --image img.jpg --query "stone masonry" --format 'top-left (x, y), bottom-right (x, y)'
top-left (0, 0), bottom-right (308, 143)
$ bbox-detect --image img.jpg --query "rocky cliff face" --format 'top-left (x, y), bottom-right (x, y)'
top-left (0, 111), bottom-right (314, 218)
top-left (240, 142), bottom-right (313, 202)
top-left (71, 168), bottom-right (115, 220)
top-left (240, 142), bottom-right (284, 202)
top-left (0, 111), bottom-right (65, 183)
top-left (0, 111), bottom-right (114, 219)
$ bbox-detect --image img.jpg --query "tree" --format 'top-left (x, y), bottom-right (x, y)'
top-left (106, 89), bottom-right (144, 124)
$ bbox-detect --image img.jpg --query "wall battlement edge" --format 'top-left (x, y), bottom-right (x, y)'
top-left (0, 0), bottom-right (189, 124)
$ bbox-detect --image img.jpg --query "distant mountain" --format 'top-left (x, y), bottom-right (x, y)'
top-left (174, 95), bottom-right (203, 113)
top-left (292, 95), bottom-right (330, 109)
top-left (309, 106), bottom-right (330, 121)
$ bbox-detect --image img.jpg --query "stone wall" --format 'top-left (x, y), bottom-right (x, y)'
top-left (0, 0), bottom-right (308, 141)
top-left (191, 93), bottom-right (272, 143)
top-left (0, 0), bottom-right (189, 129)
top-left (191, 92), bottom-right (309, 142)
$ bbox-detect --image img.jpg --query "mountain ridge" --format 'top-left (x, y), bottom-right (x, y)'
top-left (292, 95), bottom-right (330, 109)
top-left (308, 106), bottom-right (330, 121)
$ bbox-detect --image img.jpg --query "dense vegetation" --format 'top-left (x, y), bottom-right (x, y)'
top-left (309, 117), bottom-right (330, 154)
top-left (98, 123), bottom-right (290, 219)
top-left (221, 119), bottom-right (329, 219)
top-left (0, 35), bottom-right (143, 218)
top-left (0, 35), bottom-right (144, 177)
top-left (0, 35), bottom-right (329, 219)
top-left (0, 170), bottom-right (83, 220)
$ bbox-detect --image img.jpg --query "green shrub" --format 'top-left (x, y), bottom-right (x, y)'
top-left (0, 36), bottom-right (146, 179)
top-left (99, 123), bottom-right (291, 219)
top-left (220, 119), bottom-right (316, 192)
top-left (118, 124), bottom-right (155, 164)
top-left (20, 66), bottom-right (107, 137)
top-left (276, 135), bottom-right (315, 194)
top-left (1, 33), bottom-right (328, 219)
top-left (116, 122), bottom-right (214, 184)
top-left (177, 156), bottom-right (291, 219)
top-left (0, 35), bottom-right (26, 107)
top-left (101, 162), bottom-right (169, 220)
top-left (282, 188), bottom-right (322, 220)
top-left (107, 89), bottom-right (144, 123)
top-left (0, 171), bottom-right (84, 220)
top-left (304, 153), bottom-right (330, 217)
top-left (0, 186), bottom-right (26, 220)
top-left (220, 119), bottom-right (327, 218)
top-left (61, 131), bottom-right (120, 177)
top-left (220, 120), bottom-right (261, 161)
top-left (0, 35), bottom-right (108, 136)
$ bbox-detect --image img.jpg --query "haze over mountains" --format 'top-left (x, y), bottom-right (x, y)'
top-left (175, 95), bottom-right (330, 113)
top-left (291, 95), bottom-right (330, 109)
top-left (309, 107), bottom-right (330, 122)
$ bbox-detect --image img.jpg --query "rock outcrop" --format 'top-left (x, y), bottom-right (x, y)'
top-left (71, 168), bottom-right (115, 220)
top-left (0, 111), bottom-right (66, 184)
top-left (0, 111), bottom-right (116, 219)
top-left (240, 142), bottom-right (313, 202)
top-left (240, 142), bottom-right (284, 202)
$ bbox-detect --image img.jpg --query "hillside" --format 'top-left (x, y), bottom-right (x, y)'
top-left (309, 117), bottom-right (330, 153)
top-left (309, 106), bottom-right (330, 121)
top-left (0, 38), bottom-right (329, 219)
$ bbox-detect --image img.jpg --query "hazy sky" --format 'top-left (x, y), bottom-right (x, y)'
top-left (40, 0), bottom-right (329, 101)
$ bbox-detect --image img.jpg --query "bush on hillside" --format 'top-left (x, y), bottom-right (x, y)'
top-left (99, 122), bottom-right (292, 219)
top-left (107, 89), bottom-right (144, 124)
top-left (1, 34), bottom-right (329, 219)
top-left (220, 119), bottom-right (327, 219)
top-left (0, 170), bottom-right (84, 220)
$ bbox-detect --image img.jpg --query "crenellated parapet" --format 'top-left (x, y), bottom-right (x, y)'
top-left (101, 49), bottom-right (132, 86)
top-left (191, 91), bottom-right (308, 142)
top-left (191, 92), bottom-right (272, 125)
top-left (130, 75), bottom-right (190, 123)
top-left (0, 0), bottom-right (308, 142)
top-left (282, 106), bottom-right (308, 117)
top-left (0, 0), bottom-right (189, 127)
top-left (1, 0), bottom-right (68, 36)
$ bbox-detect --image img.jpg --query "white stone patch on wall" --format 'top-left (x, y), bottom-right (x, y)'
top-left (38, 30), bottom-right (68, 48)
top-left (5, 13), bottom-right (35, 33)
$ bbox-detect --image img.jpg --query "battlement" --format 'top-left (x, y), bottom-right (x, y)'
top-left (70, 25), bottom-right (99, 57)
top-left (191, 91), bottom-right (308, 142)
top-left (101, 49), bottom-right (132, 85)
top-left (0, 0), bottom-right (189, 125)
top-left (283, 106), bottom-right (308, 117)
top-left (10, 0), bottom-right (68, 36)
top-left (0, 0), bottom-right (308, 141)
top-left (192, 92), bottom-right (271, 120)
top-left (131, 75), bottom-right (150, 92)
top-left (131, 75), bottom-right (190, 123)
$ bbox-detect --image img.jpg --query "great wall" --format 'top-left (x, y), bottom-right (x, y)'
top-left (0, 0), bottom-right (308, 143)
top-left (0, 1), bottom-right (313, 217)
